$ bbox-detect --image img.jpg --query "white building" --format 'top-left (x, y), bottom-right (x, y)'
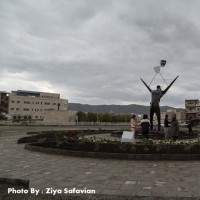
top-left (0, 90), bottom-right (72, 125)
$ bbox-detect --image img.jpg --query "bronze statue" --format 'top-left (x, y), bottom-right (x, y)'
top-left (140, 60), bottom-right (179, 131)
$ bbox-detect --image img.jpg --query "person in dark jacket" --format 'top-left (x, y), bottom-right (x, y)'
top-left (140, 114), bottom-right (151, 138)
top-left (170, 115), bottom-right (179, 141)
top-left (164, 114), bottom-right (170, 140)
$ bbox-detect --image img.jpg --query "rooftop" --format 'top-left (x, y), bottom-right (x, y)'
top-left (11, 90), bottom-right (41, 94)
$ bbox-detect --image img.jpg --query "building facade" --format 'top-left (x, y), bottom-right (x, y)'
top-left (0, 91), bottom-right (9, 114)
top-left (161, 109), bottom-right (186, 123)
top-left (0, 90), bottom-right (68, 121)
top-left (185, 99), bottom-right (200, 121)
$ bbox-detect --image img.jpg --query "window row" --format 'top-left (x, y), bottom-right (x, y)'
top-left (41, 95), bottom-right (54, 98)
top-left (11, 101), bottom-right (58, 105)
top-left (35, 116), bottom-right (42, 119)
top-left (13, 116), bottom-right (42, 119)
top-left (10, 108), bottom-right (43, 111)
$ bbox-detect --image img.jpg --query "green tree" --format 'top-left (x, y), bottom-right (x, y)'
top-left (87, 112), bottom-right (97, 122)
top-left (76, 111), bottom-right (87, 122)
top-left (101, 113), bottom-right (112, 122)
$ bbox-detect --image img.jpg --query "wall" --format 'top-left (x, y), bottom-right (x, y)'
top-left (68, 110), bottom-right (78, 125)
top-left (43, 110), bottom-right (69, 125)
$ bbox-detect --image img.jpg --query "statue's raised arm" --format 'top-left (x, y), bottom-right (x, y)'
top-left (162, 76), bottom-right (179, 95)
top-left (140, 78), bottom-right (152, 93)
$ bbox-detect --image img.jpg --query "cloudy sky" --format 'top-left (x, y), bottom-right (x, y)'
top-left (1, 0), bottom-right (200, 108)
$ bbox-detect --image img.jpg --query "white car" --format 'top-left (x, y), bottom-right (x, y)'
top-left (0, 112), bottom-right (13, 120)
top-left (178, 121), bottom-right (188, 127)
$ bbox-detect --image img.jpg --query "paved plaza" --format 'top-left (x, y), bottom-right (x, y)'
top-left (0, 126), bottom-right (200, 198)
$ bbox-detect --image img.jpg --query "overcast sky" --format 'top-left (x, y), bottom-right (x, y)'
top-left (1, 0), bottom-right (200, 108)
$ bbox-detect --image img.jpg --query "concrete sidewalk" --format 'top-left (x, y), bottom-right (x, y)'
top-left (0, 126), bottom-right (200, 198)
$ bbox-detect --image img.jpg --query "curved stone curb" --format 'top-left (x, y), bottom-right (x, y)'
top-left (25, 144), bottom-right (200, 161)
top-left (0, 177), bottom-right (29, 189)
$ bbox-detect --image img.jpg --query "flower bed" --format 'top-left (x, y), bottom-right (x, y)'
top-left (18, 130), bottom-right (79, 143)
top-left (19, 129), bottom-right (200, 160)
top-left (18, 129), bottom-right (117, 144)
top-left (18, 129), bottom-right (198, 144)
top-left (28, 136), bottom-right (200, 154)
top-left (111, 129), bottom-right (198, 140)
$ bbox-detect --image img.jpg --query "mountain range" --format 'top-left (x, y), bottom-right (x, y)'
top-left (68, 103), bottom-right (185, 114)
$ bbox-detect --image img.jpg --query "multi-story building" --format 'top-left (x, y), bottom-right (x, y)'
top-left (161, 109), bottom-right (186, 123)
top-left (0, 90), bottom-right (68, 121)
top-left (185, 99), bottom-right (200, 121)
top-left (0, 91), bottom-right (9, 114)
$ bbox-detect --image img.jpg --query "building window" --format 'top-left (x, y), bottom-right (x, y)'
top-left (45, 102), bottom-right (50, 105)
top-left (24, 101), bottom-right (30, 104)
top-left (17, 101), bottom-right (20, 103)
top-left (35, 116), bottom-right (38, 119)
top-left (11, 108), bottom-right (14, 110)
top-left (11, 101), bottom-right (15, 103)
top-left (53, 103), bottom-right (56, 105)
top-left (16, 108), bottom-right (19, 111)
top-left (23, 108), bottom-right (29, 111)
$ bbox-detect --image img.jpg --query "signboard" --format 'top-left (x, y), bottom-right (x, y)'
top-left (121, 131), bottom-right (135, 143)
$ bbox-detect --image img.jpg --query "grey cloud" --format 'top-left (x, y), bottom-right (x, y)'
top-left (0, 0), bottom-right (200, 107)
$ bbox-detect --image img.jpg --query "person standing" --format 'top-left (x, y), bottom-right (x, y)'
top-left (140, 114), bottom-right (151, 139)
top-left (164, 114), bottom-right (170, 140)
top-left (170, 115), bottom-right (179, 141)
top-left (130, 115), bottom-right (137, 133)
top-left (188, 116), bottom-right (193, 134)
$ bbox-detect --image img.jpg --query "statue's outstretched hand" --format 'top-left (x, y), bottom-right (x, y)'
top-left (162, 76), bottom-right (179, 95)
top-left (140, 78), bottom-right (152, 93)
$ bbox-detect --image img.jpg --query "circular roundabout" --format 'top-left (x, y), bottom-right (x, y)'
top-left (18, 129), bottom-right (200, 160)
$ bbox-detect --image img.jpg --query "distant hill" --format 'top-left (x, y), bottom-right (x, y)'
top-left (69, 103), bottom-right (185, 114)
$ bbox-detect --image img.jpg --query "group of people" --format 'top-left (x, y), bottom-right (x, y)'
top-left (131, 114), bottom-right (152, 139)
top-left (130, 114), bottom-right (180, 140)
top-left (163, 114), bottom-right (179, 140)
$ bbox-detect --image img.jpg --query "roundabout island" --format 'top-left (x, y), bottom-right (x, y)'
top-left (18, 128), bottom-right (200, 161)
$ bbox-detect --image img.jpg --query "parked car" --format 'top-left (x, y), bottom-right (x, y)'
top-left (178, 121), bottom-right (188, 127)
top-left (0, 112), bottom-right (13, 120)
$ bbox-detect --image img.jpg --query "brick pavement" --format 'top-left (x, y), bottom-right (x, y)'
top-left (0, 126), bottom-right (200, 198)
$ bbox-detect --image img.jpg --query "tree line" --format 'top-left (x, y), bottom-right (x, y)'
top-left (77, 111), bottom-right (131, 122)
